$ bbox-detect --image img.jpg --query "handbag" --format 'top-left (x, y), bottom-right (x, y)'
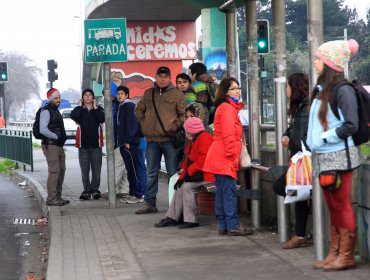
top-left (239, 134), bottom-right (252, 169)
top-left (284, 141), bottom-right (312, 204)
top-left (151, 89), bottom-right (185, 149)
top-left (319, 170), bottom-right (341, 192)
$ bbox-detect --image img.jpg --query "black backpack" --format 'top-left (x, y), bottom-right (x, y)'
top-left (32, 106), bottom-right (46, 139)
top-left (330, 80), bottom-right (370, 146)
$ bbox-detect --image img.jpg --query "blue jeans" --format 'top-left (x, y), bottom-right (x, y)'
top-left (145, 141), bottom-right (178, 206)
top-left (215, 174), bottom-right (239, 230)
top-left (78, 147), bottom-right (102, 193)
top-left (137, 137), bottom-right (147, 197)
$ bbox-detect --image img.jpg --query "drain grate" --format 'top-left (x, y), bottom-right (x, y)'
top-left (13, 218), bottom-right (36, 225)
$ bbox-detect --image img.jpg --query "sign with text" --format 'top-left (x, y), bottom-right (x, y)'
top-left (84, 18), bottom-right (127, 63)
top-left (126, 22), bottom-right (196, 61)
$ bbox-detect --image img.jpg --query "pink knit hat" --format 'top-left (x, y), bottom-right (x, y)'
top-left (47, 88), bottom-right (61, 101)
top-left (315, 39), bottom-right (359, 72)
top-left (184, 117), bottom-right (205, 134)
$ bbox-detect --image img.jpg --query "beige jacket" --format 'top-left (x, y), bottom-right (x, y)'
top-left (135, 83), bottom-right (186, 142)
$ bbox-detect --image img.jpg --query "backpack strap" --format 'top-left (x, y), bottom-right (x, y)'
top-left (329, 81), bottom-right (353, 120)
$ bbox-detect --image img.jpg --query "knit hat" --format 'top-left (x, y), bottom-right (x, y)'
top-left (315, 39), bottom-right (359, 72)
top-left (82, 88), bottom-right (95, 99)
top-left (47, 88), bottom-right (61, 101)
top-left (156, 66), bottom-right (171, 76)
top-left (184, 117), bottom-right (205, 134)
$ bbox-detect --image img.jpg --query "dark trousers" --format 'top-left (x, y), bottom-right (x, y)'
top-left (78, 147), bottom-right (102, 193)
top-left (120, 144), bottom-right (140, 198)
top-left (273, 169), bottom-right (309, 237)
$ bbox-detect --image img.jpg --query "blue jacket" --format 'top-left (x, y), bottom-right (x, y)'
top-left (117, 99), bottom-right (140, 147)
top-left (307, 85), bottom-right (358, 153)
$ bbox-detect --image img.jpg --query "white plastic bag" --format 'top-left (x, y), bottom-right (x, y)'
top-left (168, 173), bottom-right (179, 206)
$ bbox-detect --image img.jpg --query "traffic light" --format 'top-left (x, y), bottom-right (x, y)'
top-left (47, 59), bottom-right (58, 83)
top-left (0, 62), bottom-right (8, 82)
top-left (257, 19), bottom-right (270, 55)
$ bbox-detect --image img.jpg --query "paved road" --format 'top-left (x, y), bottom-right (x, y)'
top-left (0, 173), bottom-right (48, 280)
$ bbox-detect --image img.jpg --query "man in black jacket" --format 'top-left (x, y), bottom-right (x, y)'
top-left (71, 89), bottom-right (105, 200)
top-left (40, 88), bottom-right (68, 206)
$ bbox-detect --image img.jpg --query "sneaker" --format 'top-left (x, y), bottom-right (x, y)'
top-left (154, 217), bottom-right (178, 228)
top-left (116, 193), bottom-right (129, 198)
top-left (282, 235), bottom-right (308, 249)
top-left (218, 229), bottom-right (228, 235)
top-left (79, 191), bottom-right (91, 200)
top-left (46, 200), bottom-right (65, 206)
top-left (228, 225), bottom-right (254, 236)
top-left (92, 191), bottom-right (101, 200)
top-left (125, 196), bottom-right (140, 204)
top-left (59, 198), bottom-right (70, 205)
top-left (177, 222), bottom-right (199, 229)
top-left (135, 203), bottom-right (158, 214)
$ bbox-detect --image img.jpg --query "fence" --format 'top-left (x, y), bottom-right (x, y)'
top-left (0, 129), bottom-right (33, 171)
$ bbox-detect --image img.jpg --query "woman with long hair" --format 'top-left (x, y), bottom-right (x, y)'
top-left (273, 72), bottom-right (310, 249)
top-left (203, 77), bottom-right (253, 236)
top-left (307, 39), bottom-right (359, 271)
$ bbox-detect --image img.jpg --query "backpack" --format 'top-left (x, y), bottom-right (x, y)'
top-left (32, 106), bottom-right (46, 139)
top-left (329, 80), bottom-right (370, 146)
top-left (205, 82), bottom-right (218, 124)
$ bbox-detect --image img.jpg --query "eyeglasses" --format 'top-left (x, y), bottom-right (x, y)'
top-left (228, 87), bottom-right (242, 91)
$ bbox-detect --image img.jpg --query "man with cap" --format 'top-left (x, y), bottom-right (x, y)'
top-left (71, 89), bottom-right (105, 200)
top-left (40, 88), bottom-right (68, 206)
top-left (135, 66), bottom-right (186, 214)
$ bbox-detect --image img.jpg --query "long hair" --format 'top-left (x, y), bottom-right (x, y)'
top-left (312, 64), bottom-right (345, 130)
top-left (287, 73), bottom-right (309, 117)
top-left (214, 77), bottom-right (239, 108)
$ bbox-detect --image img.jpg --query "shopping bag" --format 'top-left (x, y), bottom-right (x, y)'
top-left (239, 141), bottom-right (252, 169)
top-left (284, 142), bottom-right (312, 204)
top-left (168, 173), bottom-right (179, 206)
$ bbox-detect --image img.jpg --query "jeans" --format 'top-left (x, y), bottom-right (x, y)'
top-left (145, 141), bottom-right (178, 206)
top-left (78, 147), bottom-right (102, 193)
top-left (120, 144), bottom-right (140, 198)
top-left (137, 137), bottom-right (147, 197)
top-left (273, 169), bottom-right (309, 237)
top-left (215, 174), bottom-right (239, 230)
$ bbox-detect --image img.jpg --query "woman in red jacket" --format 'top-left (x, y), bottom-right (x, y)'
top-left (204, 77), bottom-right (253, 236)
top-left (155, 117), bottom-right (214, 229)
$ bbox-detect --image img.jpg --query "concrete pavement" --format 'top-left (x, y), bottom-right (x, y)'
top-left (14, 145), bottom-right (370, 280)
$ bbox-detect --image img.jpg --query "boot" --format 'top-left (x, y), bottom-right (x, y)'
top-left (323, 228), bottom-right (356, 271)
top-left (313, 225), bottom-right (339, 269)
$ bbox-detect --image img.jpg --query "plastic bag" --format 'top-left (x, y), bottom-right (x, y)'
top-left (284, 142), bottom-right (312, 204)
top-left (168, 173), bottom-right (179, 206)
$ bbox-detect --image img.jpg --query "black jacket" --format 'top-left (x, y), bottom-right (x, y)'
top-left (41, 103), bottom-right (67, 147)
top-left (70, 105), bottom-right (105, 148)
top-left (284, 97), bottom-right (309, 156)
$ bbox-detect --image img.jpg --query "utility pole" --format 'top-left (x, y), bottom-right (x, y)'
top-left (308, 0), bottom-right (327, 261)
top-left (246, 0), bottom-right (261, 228)
top-left (272, 0), bottom-right (290, 243)
top-left (103, 63), bottom-right (116, 208)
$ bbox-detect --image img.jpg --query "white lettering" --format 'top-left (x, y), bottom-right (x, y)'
top-left (126, 28), bottom-right (135, 43)
top-left (164, 43), bottom-right (178, 58)
top-left (166, 26), bottom-right (176, 42)
top-left (154, 44), bottom-right (164, 59)
top-left (136, 45), bottom-right (146, 59)
top-left (143, 27), bottom-right (154, 44)
top-left (178, 43), bottom-right (187, 59)
top-left (127, 45), bottom-right (135, 60)
top-left (187, 42), bottom-right (196, 58)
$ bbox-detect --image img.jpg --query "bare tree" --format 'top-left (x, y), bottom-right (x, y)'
top-left (0, 50), bottom-right (41, 119)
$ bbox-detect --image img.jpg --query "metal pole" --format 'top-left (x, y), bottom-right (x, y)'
top-left (344, 29), bottom-right (348, 79)
top-left (308, 0), bottom-right (327, 261)
top-left (103, 62), bottom-right (116, 208)
top-left (225, 4), bottom-right (237, 78)
top-left (272, 0), bottom-right (290, 243)
top-left (246, 0), bottom-right (261, 228)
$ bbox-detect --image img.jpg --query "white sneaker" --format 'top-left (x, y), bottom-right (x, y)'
top-left (125, 196), bottom-right (140, 204)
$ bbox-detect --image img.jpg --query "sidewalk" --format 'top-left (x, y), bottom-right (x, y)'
top-left (15, 146), bottom-right (370, 280)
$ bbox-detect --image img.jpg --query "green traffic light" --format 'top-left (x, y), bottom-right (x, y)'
top-left (1, 74), bottom-right (6, 80)
top-left (258, 41), bottom-right (266, 49)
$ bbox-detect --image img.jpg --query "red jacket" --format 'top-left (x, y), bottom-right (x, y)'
top-left (203, 99), bottom-right (244, 179)
top-left (179, 131), bottom-right (215, 183)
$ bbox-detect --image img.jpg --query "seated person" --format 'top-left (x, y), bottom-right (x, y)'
top-left (155, 117), bottom-right (214, 229)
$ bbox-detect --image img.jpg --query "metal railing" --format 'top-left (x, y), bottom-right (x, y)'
top-left (0, 129), bottom-right (33, 171)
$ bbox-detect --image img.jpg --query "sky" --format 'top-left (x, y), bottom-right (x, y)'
top-left (0, 0), bottom-right (368, 100)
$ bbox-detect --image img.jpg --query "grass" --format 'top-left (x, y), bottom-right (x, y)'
top-left (32, 142), bottom-right (41, 148)
top-left (0, 159), bottom-right (17, 174)
top-left (360, 143), bottom-right (370, 158)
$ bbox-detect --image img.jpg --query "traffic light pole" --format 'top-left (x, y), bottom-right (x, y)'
top-left (103, 62), bottom-right (116, 208)
top-left (272, 0), bottom-right (290, 243)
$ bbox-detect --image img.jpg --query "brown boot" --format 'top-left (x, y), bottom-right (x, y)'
top-left (282, 235), bottom-right (308, 249)
top-left (323, 228), bottom-right (356, 271)
top-left (313, 226), bottom-right (339, 269)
